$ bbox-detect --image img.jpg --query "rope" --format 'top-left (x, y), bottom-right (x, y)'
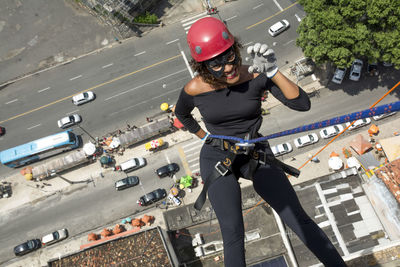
top-left (209, 99), bottom-right (400, 144)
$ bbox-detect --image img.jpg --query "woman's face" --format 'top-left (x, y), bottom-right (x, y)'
top-left (205, 46), bottom-right (241, 85)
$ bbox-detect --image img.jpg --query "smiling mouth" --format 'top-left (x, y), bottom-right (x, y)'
top-left (225, 68), bottom-right (238, 79)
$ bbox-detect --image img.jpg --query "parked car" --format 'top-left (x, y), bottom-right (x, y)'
top-left (0, 126), bottom-right (5, 136)
top-left (319, 125), bottom-right (344, 139)
top-left (367, 62), bottom-right (379, 76)
top-left (294, 133), bottom-right (319, 148)
top-left (41, 229), bottom-right (68, 246)
top-left (155, 163), bottom-right (180, 178)
top-left (72, 91), bottom-right (95, 105)
top-left (119, 157), bottom-right (146, 173)
top-left (268, 20), bottom-right (290, 37)
top-left (137, 188), bottom-right (167, 206)
top-left (382, 62), bottom-right (393, 67)
top-left (373, 112), bottom-right (396, 121)
top-left (14, 239), bottom-right (41, 256)
top-left (331, 67), bottom-right (347, 84)
top-left (115, 176), bottom-right (139, 190)
top-left (271, 142), bottom-right (292, 156)
top-left (57, 114), bottom-right (81, 129)
top-left (349, 59), bottom-right (363, 81)
top-left (345, 118), bottom-right (371, 130)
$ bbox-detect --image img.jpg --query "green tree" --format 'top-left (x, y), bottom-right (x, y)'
top-left (297, 0), bottom-right (400, 68)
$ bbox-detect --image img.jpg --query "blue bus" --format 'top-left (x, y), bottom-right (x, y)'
top-left (0, 130), bottom-right (80, 168)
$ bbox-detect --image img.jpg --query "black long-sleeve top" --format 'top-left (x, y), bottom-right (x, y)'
top-left (175, 73), bottom-right (310, 138)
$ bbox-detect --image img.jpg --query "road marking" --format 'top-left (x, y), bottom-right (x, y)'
top-left (273, 0), bottom-right (283, 11)
top-left (247, 2), bottom-right (299, 30)
top-left (177, 146), bottom-right (193, 176)
top-left (5, 99), bottom-right (18, 104)
top-left (66, 109), bottom-right (79, 115)
top-left (27, 124), bottom-right (41, 130)
top-left (253, 4), bottom-right (264, 9)
top-left (102, 63), bottom-right (114, 69)
top-left (104, 69), bottom-right (186, 101)
top-left (295, 14), bottom-right (301, 22)
top-left (181, 11), bottom-right (208, 23)
top-left (243, 42), bottom-right (254, 47)
top-left (38, 87), bottom-right (51, 93)
top-left (134, 51), bottom-right (146, 56)
top-left (225, 15), bottom-right (237, 22)
top-left (188, 158), bottom-right (198, 163)
top-left (0, 54), bottom-right (182, 124)
top-left (283, 40), bottom-right (295, 46)
top-left (184, 144), bottom-right (202, 152)
top-left (182, 140), bottom-right (201, 148)
top-left (166, 39), bottom-right (179, 45)
top-left (69, 75), bottom-right (82, 81)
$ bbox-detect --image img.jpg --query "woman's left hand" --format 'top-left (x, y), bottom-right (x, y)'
top-left (247, 43), bottom-right (278, 78)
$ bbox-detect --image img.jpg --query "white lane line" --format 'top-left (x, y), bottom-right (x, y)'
top-left (225, 15), bottom-right (237, 22)
top-left (181, 11), bottom-right (208, 23)
top-left (69, 75), bottom-right (82, 81)
top-left (134, 51), bottom-right (146, 56)
top-left (188, 158), bottom-right (198, 163)
top-left (182, 16), bottom-right (210, 28)
top-left (315, 183), bottom-right (350, 255)
top-left (166, 39), bottom-right (179, 45)
top-left (253, 4), bottom-right (264, 9)
top-left (273, 0), bottom-right (283, 11)
top-left (186, 151), bottom-right (200, 158)
top-left (109, 87), bottom-right (182, 117)
top-left (243, 42), bottom-right (254, 47)
top-left (102, 63), bottom-right (114, 69)
top-left (5, 99), bottom-right (18, 104)
top-left (38, 87), bottom-right (51, 93)
top-left (283, 40), bottom-right (295, 46)
top-left (27, 124), bottom-right (41, 130)
top-left (185, 144), bottom-right (202, 153)
top-left (104, 69), bottom-right (186, 101)
top-left (190, 162), bottom-right (199, 168)
top-left (295, 14), bottom-right (301, 22)
top-left (66, 109), bottom-right (79, 115)
top-left (182, 140), bottom-right (201, 148)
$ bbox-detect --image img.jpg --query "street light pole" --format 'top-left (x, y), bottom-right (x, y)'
top-left (77, 124), bottom-right (97, 143)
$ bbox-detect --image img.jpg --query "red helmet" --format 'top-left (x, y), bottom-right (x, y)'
top-left (187, 17), bottom-right (234, 62)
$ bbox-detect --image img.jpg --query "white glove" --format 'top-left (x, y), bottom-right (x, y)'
top-left (247, 43), bottom-right (278, 78)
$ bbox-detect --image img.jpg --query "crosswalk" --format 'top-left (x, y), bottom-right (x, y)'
top-left (180, 139), bottom-right (203, 174)
top-left (181, 12), bottom-right (210, 34)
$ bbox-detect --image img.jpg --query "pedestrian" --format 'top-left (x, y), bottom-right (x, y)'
top-left (174, 17), bottom-right (346, 267)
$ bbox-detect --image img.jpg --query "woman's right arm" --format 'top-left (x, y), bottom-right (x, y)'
top-left (175, 87), bottom-right (207, 140)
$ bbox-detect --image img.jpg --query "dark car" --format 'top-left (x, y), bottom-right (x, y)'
top-left (0, 126), bottom-right (5, 136)
top-left (155, 163), bottom-right (180, 178)
top-left (115, 176), bottom-right (139, 191)
top-left (14, 239), bottom-right (41, 256)
top-left (137, 188), bottom-right (167, 206)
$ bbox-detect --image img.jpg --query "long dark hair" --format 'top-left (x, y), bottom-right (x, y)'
top-left (190, 38), bottom-right (243, 88)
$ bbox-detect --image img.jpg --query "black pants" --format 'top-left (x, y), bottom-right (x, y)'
top-left (200, 144), bottom-right (347, 267)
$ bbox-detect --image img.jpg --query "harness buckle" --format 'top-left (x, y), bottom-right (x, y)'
top-left (235, 133), bottom-right (255, 155)
top-left (215, 161), bottom-right (229, 176)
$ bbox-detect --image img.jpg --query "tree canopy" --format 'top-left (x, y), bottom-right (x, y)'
top-left (296, 0), bottom-right (400, 68)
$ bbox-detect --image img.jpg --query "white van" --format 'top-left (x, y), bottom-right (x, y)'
top-left (120, 157), bottom-right (146, 172)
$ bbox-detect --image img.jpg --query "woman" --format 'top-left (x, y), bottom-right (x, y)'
top-left (175, 17), bottom-right (346, 267)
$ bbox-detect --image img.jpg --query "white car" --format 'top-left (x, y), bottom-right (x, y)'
top-left (331, 67), bottom-right (347, 84)
top-left (319, 125), bottom-right (344, 139)
top-left (345, 118), bottom-right (371, 130)
top-left (72, 91), bottom-right (95, 105)
top-left (268, 20), bottom-right (290, 37)
top-left (41, 229), bottom-right (68, 246)
top-left (271, 142), bottom-right (292, 156)
top-left (373, 112), bottom-right (396, 121)
top-left (294, 133), bottom-right (319, 148)
top-left (57, 114), bottom-right (81, 129)
top-left (349, 59), bottom-right (363, 81)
